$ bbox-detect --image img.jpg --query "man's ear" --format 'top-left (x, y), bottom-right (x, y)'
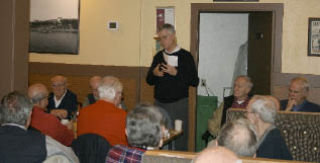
top-left (215, 139), bottom-right (219, 146)
top-left (125, 128), bottom-right (128, 136)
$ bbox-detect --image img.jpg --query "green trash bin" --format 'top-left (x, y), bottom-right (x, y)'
top-left (196, 95), bottom-right (218, 152)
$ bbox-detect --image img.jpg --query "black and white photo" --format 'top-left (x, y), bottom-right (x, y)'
top-left (308, 18), bottom-right (320, 56)
top-left (29, 0), bottom-right (80, 54)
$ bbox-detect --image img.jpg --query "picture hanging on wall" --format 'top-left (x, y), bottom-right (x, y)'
top-left (308, 18), bottom-right (320, 56)
top-left (29, 0), bottom-right (80, 54)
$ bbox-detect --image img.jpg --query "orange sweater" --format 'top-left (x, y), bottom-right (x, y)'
top-left (77, 100), bottom-right (128, 146)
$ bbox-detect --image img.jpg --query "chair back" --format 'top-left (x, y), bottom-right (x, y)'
top-left (71, 133), bottom-right (111, 163)
top-left (227, 109), bottom-right (320, 162)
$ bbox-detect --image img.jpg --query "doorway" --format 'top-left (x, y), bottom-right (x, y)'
top-left (189, 3), bottom-right (283, 151)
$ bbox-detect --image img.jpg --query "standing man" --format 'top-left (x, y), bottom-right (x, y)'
top-left (146, 24), bottom-right (199, 151)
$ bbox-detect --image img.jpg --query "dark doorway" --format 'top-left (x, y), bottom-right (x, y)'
top-left (189, 3), bottom-right (283, 151)
top-left (248, 11), bottom-right (273, 95)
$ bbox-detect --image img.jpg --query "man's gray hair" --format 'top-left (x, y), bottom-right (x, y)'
top-left (236, 75), bottom-right (253, 89)
top-left (126, 103), bottom-right (164, 148)
top-left (291, 76), bottom-right (310, 91)
top-left (158, 23), bottom-right (176, 35)
top-left (98, 76), bottom-right (123, 100)
top-left (1, 91), bottom-right (33, 126)
top-left (29, 91), bottom-right (47, 105)
top-left (217, 118), bottom-right (258, 157)
top-left (251, 95), bottom-right (277, 124)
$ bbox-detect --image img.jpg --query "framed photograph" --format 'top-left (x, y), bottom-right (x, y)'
top-left (29, 0), bottom-right (80, 54)
top-left (308, 18), bottom-right (320, 56)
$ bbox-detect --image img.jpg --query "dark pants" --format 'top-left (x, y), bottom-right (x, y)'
top-left (155, 98), bottom-right (189, 151)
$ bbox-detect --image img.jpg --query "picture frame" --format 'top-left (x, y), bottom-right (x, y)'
top-left (308, 18), bottom-right (320, 56)
top-left (29, 0), bottom-right (80, 54)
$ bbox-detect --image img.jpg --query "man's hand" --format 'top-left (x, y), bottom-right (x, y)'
top-left (285, 99), bottom-right (297, 111)
top-left (51, 109), bottom-right (68, 119)
top-left (161, 63), bottom-right (177, 76)
top-left (153, 64), bottom-right (164, 77)
top-left (65, 120), bottom-right (74, 130)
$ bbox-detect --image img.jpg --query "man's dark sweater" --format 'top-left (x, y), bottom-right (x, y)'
top-left (146, 49), bottom-right (199, 103)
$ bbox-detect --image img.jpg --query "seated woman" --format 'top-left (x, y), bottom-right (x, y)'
top-left (246, 95), bottom-right (292, 160)
top-left (106, 104), bottom-right (165, 163)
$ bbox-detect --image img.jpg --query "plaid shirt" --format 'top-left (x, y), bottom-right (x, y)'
top-left (106, 145), bottom-right (146, 163)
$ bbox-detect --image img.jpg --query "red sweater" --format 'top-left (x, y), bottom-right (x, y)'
top-left (77, 100), bottom-right (128, 146)
top-left (30, 106), bottom-right (74, 146)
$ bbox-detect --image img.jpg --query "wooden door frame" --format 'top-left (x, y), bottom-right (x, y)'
top-left (189, 3), bottom-right (283, 151)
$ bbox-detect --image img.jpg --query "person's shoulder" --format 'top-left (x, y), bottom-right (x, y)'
top-left (302, 100), bottom-right (320, 112)
top-left (266, 128), bottom-right (284, 141)
top-left (66, 89), bottom-right (77, 98)
top-left (224, 95), bottom-right (234, 102)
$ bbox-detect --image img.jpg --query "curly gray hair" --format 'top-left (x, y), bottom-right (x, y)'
top-left (126, 104), bottom-right (164, 148)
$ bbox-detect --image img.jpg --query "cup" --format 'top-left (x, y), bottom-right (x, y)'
top-left (60, 119), bottom-right (69, 126)
top-left (175, 119), bottom-right (183, 132)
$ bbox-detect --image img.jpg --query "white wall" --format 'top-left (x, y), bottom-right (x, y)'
top-left (197, 13), bottom-right (249, 103)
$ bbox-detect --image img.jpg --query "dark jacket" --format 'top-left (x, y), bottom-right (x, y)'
top-left (0, 125), bottom-right (47, 163)
top-left (221, 95), bottom-right (252, 126)
top-left (280, 99), bottom-right (320, 112)
top-left (47, 89), bottom-right (78, 119)
top-left (257, 128), bottom-right (293, 160)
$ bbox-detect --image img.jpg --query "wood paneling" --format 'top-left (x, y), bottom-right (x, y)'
top-left (29, 62), bottom-right (146, 111)
top-left (0, 0), bottom-right (29, 98)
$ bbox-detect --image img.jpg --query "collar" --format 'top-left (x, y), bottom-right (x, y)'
top-left (164, 45), bottom-right (180, 55)
top-left (2, 123), bottom-right (27, 130)
top-left (54, 90), bottom-right (67, 107)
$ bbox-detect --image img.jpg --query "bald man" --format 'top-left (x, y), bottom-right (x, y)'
top-left (83, 76), bottom-right (102, 107)
top-left (194, 146), bottom-right (240, 163)
top-left (47, 75), bottom-right (78, 119)
top-left (221, 76), bottom-right (253, 126)
top-left (28, 83), bottom-right (74, 146)
top-left (280, 77), bottom-right (320, 112)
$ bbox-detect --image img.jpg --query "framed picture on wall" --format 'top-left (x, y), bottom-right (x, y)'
top-left (29, 0), bottom-right (80, 54)
top-left (308, 18), bottom-right (320, 56)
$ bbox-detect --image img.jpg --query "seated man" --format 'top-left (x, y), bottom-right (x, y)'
top-left (213, 118), bottom-right (258, 157)
top-left (83, 76), bottom-right (127, 110)
top-left (280, 77), bottom-right (320, 112)
top-left (0, 91), bottom-right (79, 163)
top-left (106, 104), bottom-right (165, 163)
top-left (82, 76), bottom-right (101, 107)
top-left (28, 83), bottom-right (74, 146)
top-left (247, 95), bottom-right (292, 160)
top-left (194, 146), bottom-right (240, 163)
top-left (207, 76), bottom-right (253, 137)
top-left (77, 76), bottom-right (128, 146)
top-left (47, 75), bottom-right (78, 119)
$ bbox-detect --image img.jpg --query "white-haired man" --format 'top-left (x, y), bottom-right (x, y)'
top-left (247, 95), bottom-right (292, 160)
top-left (280, 77), bottom-right (320, 112)
top-left (0, 91), bottom-right (79, 163)
top-left (77, 76), bottom-right (128, 146)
